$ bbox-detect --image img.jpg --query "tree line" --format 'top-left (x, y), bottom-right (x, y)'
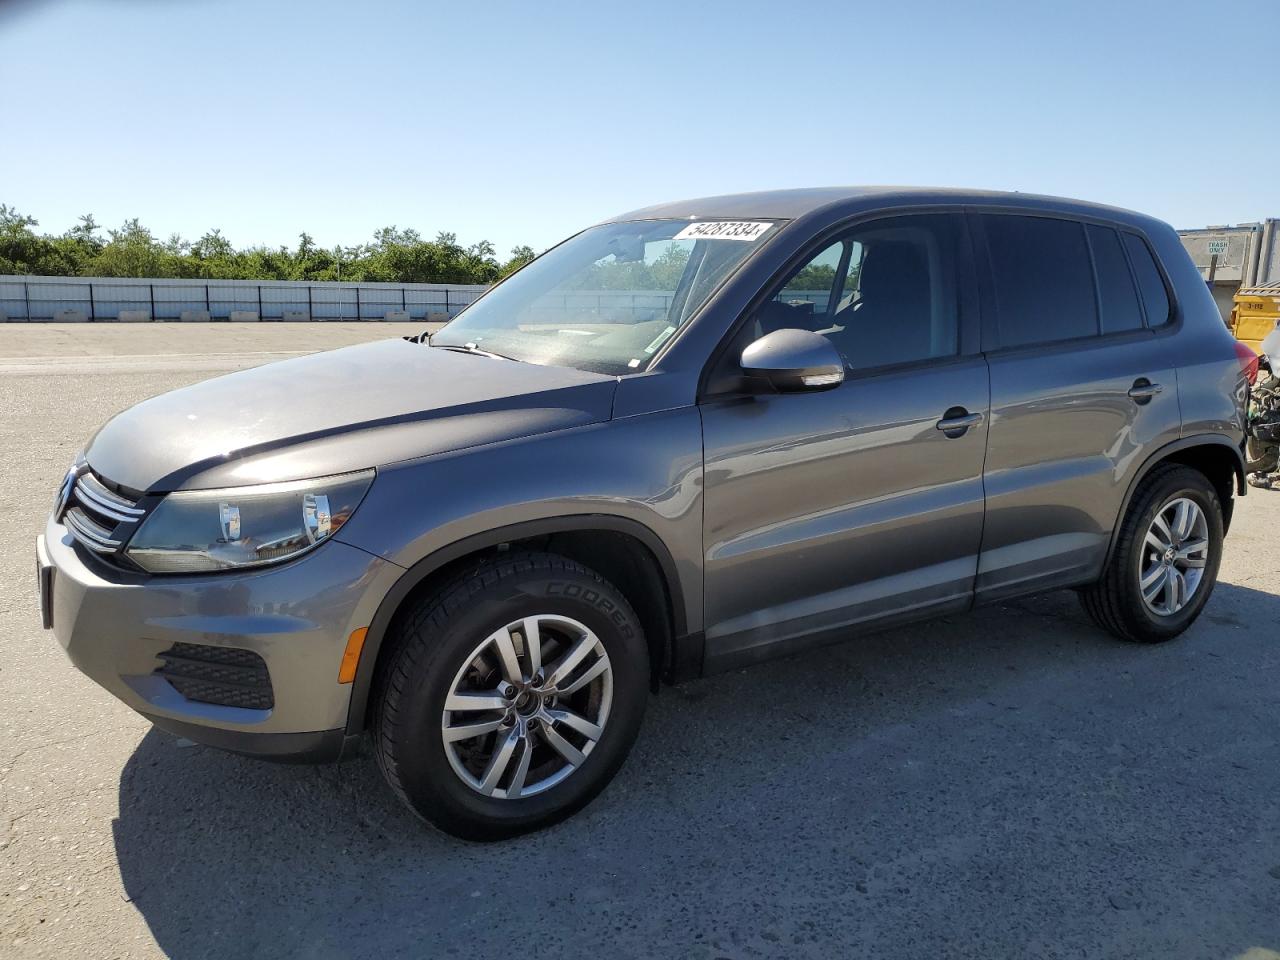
top-left (0, 204), bottom-right (536, 284)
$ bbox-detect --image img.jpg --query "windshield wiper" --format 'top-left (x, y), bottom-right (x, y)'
top-left (431, 340), bottom-right (517, 362)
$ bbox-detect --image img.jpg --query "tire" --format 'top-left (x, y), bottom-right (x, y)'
top-left (1080, 464), bottom-right (1224, 643)
top-left (372, 551), bottom-right (648, 840)
top-left (1245, 436), bottom-right (1278, 475)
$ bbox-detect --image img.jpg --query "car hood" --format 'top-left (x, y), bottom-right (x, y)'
top-left (84, 338), bottom-right (618, 492)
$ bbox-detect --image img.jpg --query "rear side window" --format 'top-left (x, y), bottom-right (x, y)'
top-left (1087, 225), bottom-right (1144, 333)
top-left (1122, 233), bottom-right (1172, 326)
top-left (982, 214), bottom-right (1098, 347)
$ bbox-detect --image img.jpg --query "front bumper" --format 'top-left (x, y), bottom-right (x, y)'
top-left (143, 713), bottom-right (355, 763)
top-left (39, 516), bottom-right (403, 760)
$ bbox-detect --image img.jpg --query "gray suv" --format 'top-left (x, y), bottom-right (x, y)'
top-left (36, 188), bottom-right (1251, 839)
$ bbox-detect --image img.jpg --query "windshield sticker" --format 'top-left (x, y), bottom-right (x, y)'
top-left (673, 221), bottom-right (772, 242)
top-left (644, 325), bottom-right (678, 355)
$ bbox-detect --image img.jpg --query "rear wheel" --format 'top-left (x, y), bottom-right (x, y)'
top-left (1080, 465), bottom-right (1224, 643)
top-left (372, 551), bottom-right (648, 840)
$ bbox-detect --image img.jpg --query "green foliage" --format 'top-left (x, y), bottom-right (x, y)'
top-left (89, 218), bottom-right (170, 277)
top-left (787, 263), bottom-right (837, 290)
top-left (505, 245), bottom-right (536, 276)
top-left (0, 205), bottom-right (534, 284)
top-left (650, 243), bottom-right (692, 288)
top-left (568, 242), bottom-right (692, 291)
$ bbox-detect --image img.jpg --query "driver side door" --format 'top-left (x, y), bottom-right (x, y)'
top-left (698, 211), bottom-right (990, 673)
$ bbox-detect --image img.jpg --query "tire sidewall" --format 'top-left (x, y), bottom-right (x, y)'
top-left (387, 563), bottom-right (648, 838)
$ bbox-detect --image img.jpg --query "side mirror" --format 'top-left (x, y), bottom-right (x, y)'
top-left (740, 328), bottom-right (844, 392)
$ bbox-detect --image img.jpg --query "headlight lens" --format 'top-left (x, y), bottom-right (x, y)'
top-left (125, 470), bottom-right (374, 573)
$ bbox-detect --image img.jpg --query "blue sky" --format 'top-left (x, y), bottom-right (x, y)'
top-left (2, 0), bottom-right (1276, 257)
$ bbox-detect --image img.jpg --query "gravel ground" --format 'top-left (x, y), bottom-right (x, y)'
top-left (2, 326), bottom-right (1279, 959)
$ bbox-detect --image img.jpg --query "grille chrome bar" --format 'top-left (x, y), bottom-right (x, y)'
top-left (74, 472), bottom-right (144, 520)
top-left (64, 506), bottom-right (123, 552)
top-left (58, 468), bottom-right (148, 563)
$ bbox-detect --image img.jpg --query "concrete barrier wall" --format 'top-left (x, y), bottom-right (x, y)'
top-left (0, 275), bottom-right (489, 322)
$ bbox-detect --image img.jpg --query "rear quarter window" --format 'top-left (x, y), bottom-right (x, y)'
top-left (1087, 224), bottom-right (1144, 334)
top-left (1122, 233), bottom-right (1172, 327)
top-left (982, 214), bottom-right (1098, 347)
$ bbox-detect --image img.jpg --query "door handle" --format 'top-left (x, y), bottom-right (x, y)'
top-left (935, 409), bottom-right (983, 436)
top-left (1127, 379), bottom-right (1163, 405)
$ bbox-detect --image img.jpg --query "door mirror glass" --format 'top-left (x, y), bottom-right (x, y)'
top-left (740, 328), bottom-right (844, 392)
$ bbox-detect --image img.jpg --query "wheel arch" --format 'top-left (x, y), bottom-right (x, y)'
top-left (344, 515), bottom-right (693, 737)
top-left (1104, 434), bottom-right (1245, 568)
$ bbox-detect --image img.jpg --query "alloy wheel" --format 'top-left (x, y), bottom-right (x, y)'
top-left (440, 614), bottom-right (613, 800)
top-left (1138, 496), bottom-right (1210, 617)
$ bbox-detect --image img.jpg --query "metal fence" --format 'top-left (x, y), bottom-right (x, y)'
top-left (0, 275), bottom-right (489, 322)
top-left (0, 276), bottom-right (834, 324)
top-left (511, 290), bottom-right (831, 324)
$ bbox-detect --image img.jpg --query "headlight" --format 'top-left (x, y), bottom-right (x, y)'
top-left (125, 470), bottom-right (374, 573)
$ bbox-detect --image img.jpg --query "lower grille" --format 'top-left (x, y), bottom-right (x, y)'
top-left (156, 642), bottom-right (274, 710)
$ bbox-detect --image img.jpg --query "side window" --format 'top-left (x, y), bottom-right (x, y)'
top-left (761, 214), bottom-right (962, 372)
top-left (982, 214), bottom-right (1098, 347)
top-left (1122, 233), bottom-right (1172, 326)
top-left (774, 241), bottom-right (844, 321)
top-left (1087, 224), bottom-right (1144, 334)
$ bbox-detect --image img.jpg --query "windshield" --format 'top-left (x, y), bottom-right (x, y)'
top-left (432, 219), bottom-right (779, 373)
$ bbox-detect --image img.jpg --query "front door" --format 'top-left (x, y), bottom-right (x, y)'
top-left (699, 212), bottom-right (990, 673)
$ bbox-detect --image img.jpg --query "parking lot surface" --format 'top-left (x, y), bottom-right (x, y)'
top-left (2, 325), bottom-right (1279, 959)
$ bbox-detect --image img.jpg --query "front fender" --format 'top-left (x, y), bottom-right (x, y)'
top-left (334, 408), bottom-right (704, 734)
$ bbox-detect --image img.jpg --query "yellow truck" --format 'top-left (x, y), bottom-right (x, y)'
top-left (1230, 280), bottom-right (1280, 353)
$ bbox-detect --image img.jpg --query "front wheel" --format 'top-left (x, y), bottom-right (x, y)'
top-left (1080, 464), bottom-right (1224, 643)
top-left (372, 552), bottom-right (649, 840)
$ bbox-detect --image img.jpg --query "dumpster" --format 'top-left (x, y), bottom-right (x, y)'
top-left (1230, 280), bottom-right (1280, 353)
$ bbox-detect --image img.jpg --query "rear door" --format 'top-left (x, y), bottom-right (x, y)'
top-left (970, 211), bottom-right (1182, 601)
top-left (699, 211), bottom-right (989, 672)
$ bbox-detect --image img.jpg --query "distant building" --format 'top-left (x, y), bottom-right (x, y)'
top-left (1178, 219), bottom-right (1280, 321)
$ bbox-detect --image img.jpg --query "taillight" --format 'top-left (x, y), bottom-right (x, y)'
top-left (1235, 341), bottom-right (1260, 386)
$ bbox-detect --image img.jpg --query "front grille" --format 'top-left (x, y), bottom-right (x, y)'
top-left (156, 642), bottom-right (275, 710)
top-left (61, 469), bottom-right (146, 559)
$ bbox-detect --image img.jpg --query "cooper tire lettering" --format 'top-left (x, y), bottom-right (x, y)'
top-left (543, 581), bottom-right (635, 638)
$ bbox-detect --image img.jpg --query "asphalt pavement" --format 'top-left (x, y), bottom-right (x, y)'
top-left (2, 324), bottom-right (1279, 959)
